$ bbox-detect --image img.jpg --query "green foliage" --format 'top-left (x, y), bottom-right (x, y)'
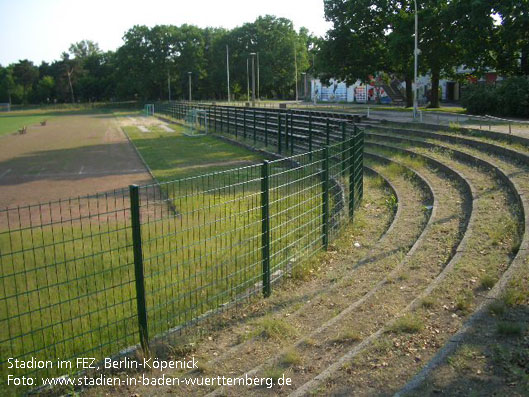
top-left (115, 17), bottom-right (312, 101)
top-left (448, 344), bottom-right (478, 372)
top-left (460, 84), bottom-right (498, 115)
top-left (489, 300), bottom-right (507, 316)
top-left (319, 0), bottom-right (528, 108)
top-left (480, 274), bottom-right (497, 290)
top-left (1, 16), bottom-right (313, 105)
top-left (497, 321), bottom-right (524, 337)
top-left (279, 349), bottom-right (302, 367)
top-left (385, 194), bottom-right (398, 212)
top-left (455, 290), bottom-right (474, 314)
top-left (496, 77), bottom-right (529, 117)
top-left (462, 77), bottom-right (529, 118)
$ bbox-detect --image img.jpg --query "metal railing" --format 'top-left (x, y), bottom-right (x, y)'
top-left (0, 102), bottom-right (363, 393)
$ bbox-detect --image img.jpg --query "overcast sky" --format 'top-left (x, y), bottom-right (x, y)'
top-left (0, 0), bottom-right (331, 66)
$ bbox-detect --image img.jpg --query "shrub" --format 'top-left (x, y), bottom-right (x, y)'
top-left (461, 76), bottom-right (529, 118)
top-left (461, 83), bottom-right (497, 115)
top-left (496, 77), bottom-right (529, 118)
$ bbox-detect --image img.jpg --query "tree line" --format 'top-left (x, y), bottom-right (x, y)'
top-left (1, 2), bottom-right (527, 108)
top-left (318, 0), bottom-right (529, 108)
top-left (0, 15), bottom-right (314, 105)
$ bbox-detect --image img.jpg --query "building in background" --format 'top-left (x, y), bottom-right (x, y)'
top-left (310, 78), bottom-right (392, 104)
top-left (309, 68), bottom-right (503, 106)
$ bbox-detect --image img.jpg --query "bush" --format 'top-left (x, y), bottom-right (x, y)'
top-left (496, 77), bottom-right (529, 117)
top-left (461, 83), bottom-right (497, 115)
top-left (461, 76), bottom-right (529, 118)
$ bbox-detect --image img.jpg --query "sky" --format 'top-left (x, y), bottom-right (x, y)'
top-left (0, 0), bottom-right (332, 66)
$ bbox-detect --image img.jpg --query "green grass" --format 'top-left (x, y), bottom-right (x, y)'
top-left (497, 321), bottom-right (524, 337)
top-left (245, 316), bottom-right (298, 341)
top-left (330, 329), bottom-right (362, 345)
top-left (480, 274), bottom-right (497, 289)
top-left (122, 123), bottom-right (263, 180)
top-left (447, 344), bottom-right (478, 372)
top-left (388, 314), bottom-right (424, 334)
top-left (0, 113), bottom-right (52, 136)
top-left (279, 348), bottom-right (302, 367)
top-left (0, 107), bottom-right (128, 137)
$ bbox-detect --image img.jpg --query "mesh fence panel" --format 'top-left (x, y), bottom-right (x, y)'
top-left (0, 102), bottom-right (363, 393)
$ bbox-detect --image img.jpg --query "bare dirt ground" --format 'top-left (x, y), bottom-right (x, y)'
top-left (0, 113), bottom-right (153, 209)
top-left (0, 113), bottom-right (156, 230)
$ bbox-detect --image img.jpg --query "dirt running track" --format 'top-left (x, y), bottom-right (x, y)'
top-left (0, 113), bottom-right (153, 209)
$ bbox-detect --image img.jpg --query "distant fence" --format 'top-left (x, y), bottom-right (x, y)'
top-left (0, 103), bottom-right (363, 393)
top-left (3, 101), bottom-right (141, 113)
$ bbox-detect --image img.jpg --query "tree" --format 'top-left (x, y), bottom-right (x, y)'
top-left (36, 76), bottom-right (55, 103)
top-left (69, 40), bottom-right (101, 59)
top-left (60, 52), bottom-right (80, 103)
top-left (0, 66), bottom-right (20, 104)
top-left (12, 60), bottom-right (39, 103)
top-left (320, 0), bottom-right (494, 107)
top-left (494, 0), bottom-right (529, 76)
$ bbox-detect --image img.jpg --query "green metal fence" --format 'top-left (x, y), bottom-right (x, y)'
top-left (0, 103), bottom-right (363, 393)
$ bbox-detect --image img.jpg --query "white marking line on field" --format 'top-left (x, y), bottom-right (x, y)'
top-left (0, 169), bottom-right (11, 179)
top-left (78, 166), bottom-right (85, 175)
top-left (159, 124), bottom-right (174, 132)
top-left (138, 125), bottom-right (149, 133)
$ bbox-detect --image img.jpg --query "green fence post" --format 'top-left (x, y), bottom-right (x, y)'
top-left (357, 126), bottom-right (364, 202)
top-left (322, 146), bottom-right (330, 250)
top-left (341, 122), bottom-right (346, 176)
top-left (285, 112), bottom-right (289, 150)
top-left (213, 106), bottom-right (217, 131)
top-left (326, 119), bottom-right (330, 146)
top-left (261, 161), bottom-right (271, 297)
top-left (129, 184), bottom-right (149, 355)
top-left (227, 107), bottom-right (230, 134)
top-left (253, 109), bottom-right (257, 144)
top-left (291, 113), bottom-right (294, 155)
top-left (243, 108), bottom-right (247, 140)
top-left (309, 115), bottom-right (313, 160)
top-left (348, 134), bottom-right (355, 220)
top-left (235, 108), bottom-right (238, 139)
top-left (277, 113), bottom-right (282, 154)
top-left (264, 111), bottom-right (268, 147)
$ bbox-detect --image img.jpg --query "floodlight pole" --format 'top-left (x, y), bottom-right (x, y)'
top-left (226, 45), bottom-right (231, 103)
top-left (250, 53), bottom-right (256, 106)
top-left (413, 0), bottom-right (419, 121)
top-left (247, 58), bottom-right (250, 102)
top-left (188, 72), bottom-right (192, 102)
top-left (257, 52), bottom-right (260, 100)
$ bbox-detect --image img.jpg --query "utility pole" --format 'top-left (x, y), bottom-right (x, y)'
top-left (413, 0), bottom-right (419, 120)
top-left (246, 58), bottom-right (250, 102)
top-left (188, 71), bottom-right (192, 102)
top-left (257, 52), bottom-right (260, 100)
top-left (250, 53), bottom-right (256, 105)
top-left (312, 53), bottom-right (316, 104)
top-left (226, 45), bottom-right (230, 103)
